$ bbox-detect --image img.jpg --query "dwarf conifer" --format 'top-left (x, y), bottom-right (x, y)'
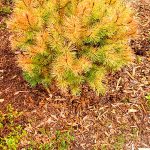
top-left (8, 0), bottom-right (137, 95)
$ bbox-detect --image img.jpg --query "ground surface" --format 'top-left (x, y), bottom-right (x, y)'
top-left (0, 0), bottom-right (150, 149)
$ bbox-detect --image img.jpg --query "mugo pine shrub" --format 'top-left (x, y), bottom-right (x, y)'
top-left (8, 0), bottom-right (137, 95)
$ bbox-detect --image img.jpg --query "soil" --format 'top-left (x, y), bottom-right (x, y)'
top-left (0, 0), bottom-right (150, 149)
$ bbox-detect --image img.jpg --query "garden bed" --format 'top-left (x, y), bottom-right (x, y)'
top-left (0, 0), bottom-right (150, 149)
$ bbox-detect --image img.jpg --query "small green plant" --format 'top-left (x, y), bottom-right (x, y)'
top-left (101, 144), bottom-right (107, 150)
top-left (145, 93), bottom-right (150, 108)
top-left (8, 0), bottom-right (137, 95)
top-left (113, 134), bottom-right (125, 150)
top-left (51, 130), bottom-right (74, 150)
top-left (131, 127), bottom-right (138, 140)
top-left (0, 104), bottom-right (27, 150)
top-left (145, 93), bottom-right (150, 100)
top-left (136, 55), bottom-right (142, 64)
top-left (0, 104), bottom-right (74, 150)
top-left (28, 130), bottom-right (74, 150)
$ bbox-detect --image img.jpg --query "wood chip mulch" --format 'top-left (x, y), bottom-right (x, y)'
top-left (0, 0), bottom-right (150, 149)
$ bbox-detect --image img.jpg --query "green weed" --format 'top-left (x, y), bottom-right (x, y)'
top-left (136, 56), bottom-right (142, 64)
top-left (0, 104), bottom-right (74, 150)
top-left (0, 104), bottom-right (27, 150)
top-left (113, 134), bottom-right (125, 150)
top-left (145, 93), bottom-right (150, 109)
top-left (28, 130), bottom-right (74, 150)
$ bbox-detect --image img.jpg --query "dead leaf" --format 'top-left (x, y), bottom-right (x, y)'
top-left (0, 99), bottom-right (4, 103)
top-left (128, 109), bottom-right (138, 113)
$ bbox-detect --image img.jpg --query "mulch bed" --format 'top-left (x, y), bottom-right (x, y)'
top-left (0, 0), bottom-right (150, 149)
